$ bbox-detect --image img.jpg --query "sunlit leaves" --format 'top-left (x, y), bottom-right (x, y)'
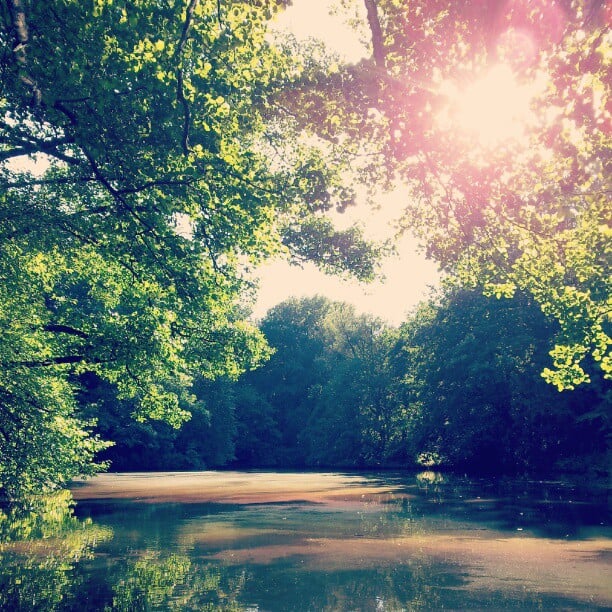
top-left (0, 0), bottom-right (382, 495)
top-left (271, 2), bottom-right (606, 391)
top-left (330, 0), bottom-right (612, 389)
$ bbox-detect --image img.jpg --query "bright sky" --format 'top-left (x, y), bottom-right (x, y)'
top-left (253, 0), bottom-right (440, 324)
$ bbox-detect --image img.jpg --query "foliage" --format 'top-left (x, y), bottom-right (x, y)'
top-left (237, 296), bottom-right (335, 465)
top-left (231, 297), bottom-right (408, 468)
top-left (82, 374), bottom-right (237, 471)
top-left (400, 289), bottom-right (610, 472)
top-left (232, 292), bottom-right (608, 472)
top-left (0, 368), bottom-right (110, 498)
top-left (232, 383), bottom-right (282, 466)
top-left (286, 0), bottom-right (610, 388)
top-left (303, 303), bottom-right (406, 466)
top-left (2, 0), bottom-right (609, 491)
top-left (85, 292), bottom-right (608, 473)
top-left (0, 0), bottom-right (380, 495)
top-left (0, 490), bottom-right (113, 610)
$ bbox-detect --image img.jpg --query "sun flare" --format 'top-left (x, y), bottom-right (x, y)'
top-left (439, 64), bottom-right (541, 148)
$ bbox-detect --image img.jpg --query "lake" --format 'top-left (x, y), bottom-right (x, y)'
top-left (0, 471), bottom-right (610, 610)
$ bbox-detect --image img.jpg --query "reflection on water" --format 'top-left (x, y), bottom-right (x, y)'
top-left (0, 490), bottom-right (113, 610)
top-left (1, 472), bottom-right (610, 610)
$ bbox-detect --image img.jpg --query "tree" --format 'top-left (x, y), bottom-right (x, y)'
top-left (79, 373), bottom-right (236, 471)
top-left (238, 296), bottom-right (335, 465)
top-left (280, 0), bottom-right (610, 389)
top-left (304, 303), bottom-right (406, 466)
top-left (400, 289), bottom-right (609, 472)
top-left (232, 383), bottom-right (281, 466)
top-left (237, 297), bottom-right (407, 468)
top-left (0, 0), bottom-right (380, 496)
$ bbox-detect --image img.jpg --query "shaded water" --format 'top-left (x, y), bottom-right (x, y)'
top-left (1, 471), bottom-right (610, 610)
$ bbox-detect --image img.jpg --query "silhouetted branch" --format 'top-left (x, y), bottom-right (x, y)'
top-left (364, 0), bottom-right (386, 69)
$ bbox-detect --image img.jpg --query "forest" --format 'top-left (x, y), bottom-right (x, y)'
top-left (0, 0), bottom-right (610, 498)
top-left (89, 290), bottom-right (610, 475)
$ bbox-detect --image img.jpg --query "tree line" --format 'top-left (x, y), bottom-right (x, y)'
top-left (92, 291), bottom-right (609, 475)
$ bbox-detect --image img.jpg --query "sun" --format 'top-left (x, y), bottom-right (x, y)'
top-left (438, 64), bottom-right (541, 148)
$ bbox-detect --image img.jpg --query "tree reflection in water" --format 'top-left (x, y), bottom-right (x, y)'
top-left (0, 492), bottom-right (247, 611)
top-left (0, 490), bottom-right (111, 610)
top-left (1, 472), bottom-right (610, 610)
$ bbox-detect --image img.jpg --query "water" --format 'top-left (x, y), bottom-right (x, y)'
top-left (1, 471), bottom-right (610, 610)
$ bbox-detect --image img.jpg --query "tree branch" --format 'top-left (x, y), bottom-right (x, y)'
top-left (364, 0), bottom-right (386, 70)
top-left (7, 354), bottom-right (101, 368)
top-left (175, 0), bottom-right (200, 156)
top-left (176, 70), bottom-right (192, 156)
top-left (6, 0), bottom-right (42, 105)
top-left (43, 324), bottom-right (89, 339)
top-left (0, 127), bottom-right (80, 164)
top-left (116, 175), bottom-right (198, 195)
top-left (3, 175), bottom-right (97, 189)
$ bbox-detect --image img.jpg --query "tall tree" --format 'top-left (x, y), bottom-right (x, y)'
top-left (280, 0), bottom-right (610, 389)
top-left (0, 0), bottom-right (379, 496)
top-left (238, 296), bottom-right (335, 465)
top-left (237, 297), bottom-right (407, 468)
top-left (305, 303), bottom-right (405, 466)
top-left (401, 289), bottom-right (609, 472)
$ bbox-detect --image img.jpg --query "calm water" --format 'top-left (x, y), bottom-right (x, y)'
top-left (0, 471), bottom-right (610, 610)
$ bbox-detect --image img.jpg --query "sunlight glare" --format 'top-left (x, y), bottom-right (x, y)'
top-left (441, 64), bottom-right (540, 148)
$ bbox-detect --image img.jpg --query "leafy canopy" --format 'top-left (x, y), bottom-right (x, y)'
top-left (285, 0), bottom-right (610, 389)
top-left (0, 0), bottom-right (380, 495)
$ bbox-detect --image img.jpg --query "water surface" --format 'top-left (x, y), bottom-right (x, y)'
top-left (1, 471), bottom-right (610, 610)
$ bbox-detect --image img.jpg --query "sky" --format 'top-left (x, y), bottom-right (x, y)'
top-left (252, 0), bottom-right (440, 324)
